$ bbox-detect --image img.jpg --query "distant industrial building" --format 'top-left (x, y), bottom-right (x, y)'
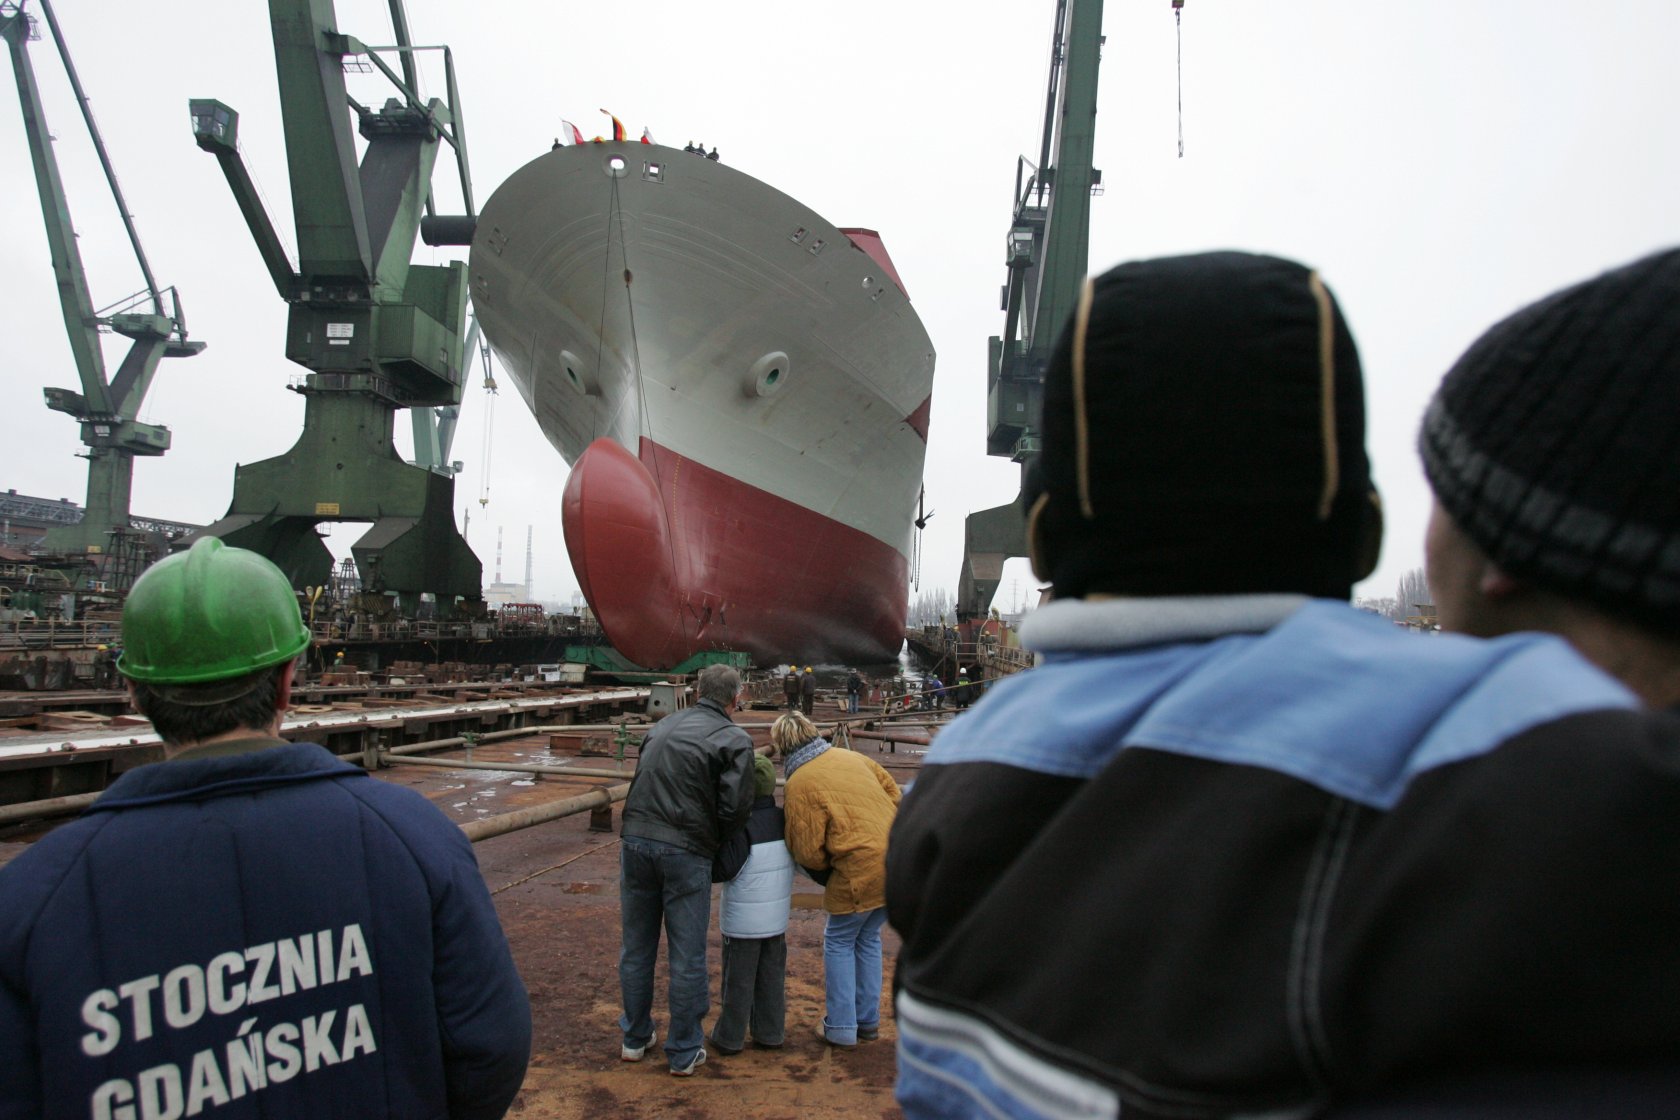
top-left (0, 489), bottom-right (200, 552)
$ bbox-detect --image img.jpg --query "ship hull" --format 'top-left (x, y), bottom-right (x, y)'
top-left (563, 437), bottom-right (910, 667)
top-left (470, 143), bottom-right (935, 668)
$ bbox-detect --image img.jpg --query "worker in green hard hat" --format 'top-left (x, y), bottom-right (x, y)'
top-left (0, 536), bottom-right (532, 1118)
top-left (115, 534), bottom-right (315, 743)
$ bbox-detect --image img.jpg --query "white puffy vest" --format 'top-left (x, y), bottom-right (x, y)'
top-left (720, 837), bottom-right (794, 938)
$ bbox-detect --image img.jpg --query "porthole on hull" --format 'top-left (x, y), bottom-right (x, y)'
top-left (560, 349), bottom-right (599, 396)
top-left (744, 351), bottom-right (790, 398)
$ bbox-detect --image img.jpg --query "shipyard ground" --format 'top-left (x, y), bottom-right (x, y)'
top-left (477, 804), bottom-right (905, 1118)
top-left (0, 698), bottom-right (926, 1118)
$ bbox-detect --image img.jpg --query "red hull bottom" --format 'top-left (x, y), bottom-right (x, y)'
top-left (562, 438), bottom-right (908, 669)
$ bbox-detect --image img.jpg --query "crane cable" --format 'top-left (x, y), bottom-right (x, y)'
top-left (476, 334), bottom-right (497, 508)
top-left (912, 486), bottom-right (932, 592)
top-left (1174, 0), bottom-right (1186, 158)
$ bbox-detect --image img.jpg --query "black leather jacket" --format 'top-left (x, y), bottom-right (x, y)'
top-left (621, 698), bottom-right (755, 856)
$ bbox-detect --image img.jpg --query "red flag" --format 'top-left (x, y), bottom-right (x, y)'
top-left (600, 109), bottom-right (626, 142)
top-left (559, 120), bottom-right (584, 145)
top-left (640, 126), bottom-right (655, 145)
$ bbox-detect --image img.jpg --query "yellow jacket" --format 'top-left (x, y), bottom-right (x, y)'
top-left (783, 745), bottom-right (901, 914)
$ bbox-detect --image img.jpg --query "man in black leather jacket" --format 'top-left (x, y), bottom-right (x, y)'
top-left (617, 664), bottom-right (756, 1076)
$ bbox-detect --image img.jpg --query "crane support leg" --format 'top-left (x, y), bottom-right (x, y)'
top-left (957, 497), bottom-right (1028, 622)
top-left (195, 389), bottom-right (480, 613)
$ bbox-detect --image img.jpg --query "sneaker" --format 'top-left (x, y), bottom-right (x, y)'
top-left (621, 1031), bottom-right (656, 1062)
top-left (706, 1034), bottom-right (742, 1056)
top-left (670, 1048), bottom-right (708, 1076)
top-left (818, 1027), bottom-right (857, 1051)
top-left (858, 1026), bottom-right (880, 1042)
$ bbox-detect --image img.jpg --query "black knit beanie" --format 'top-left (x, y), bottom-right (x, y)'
top-left (1418, 246), bottom-right (1680, 633)
top-left (1025, 251), bottom-right (1382, 600)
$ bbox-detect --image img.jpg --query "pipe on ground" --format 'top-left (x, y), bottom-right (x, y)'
top-left (460, 783), bottom-right (631, 843)
top-left (846, 728), bottom-right (932, 747)
top-left (0, 790), bottom-right (100, 827)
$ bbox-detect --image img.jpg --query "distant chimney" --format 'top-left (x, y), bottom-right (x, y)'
top-left (524, 526), bottom-right (534, 602)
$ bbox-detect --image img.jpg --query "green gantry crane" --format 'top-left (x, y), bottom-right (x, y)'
top-left (956, 0), bottom-right (1104, 620)
top-left (187, 0), bottom-right (481, 616)
top-left (2, 0), bottom-right (205, 565)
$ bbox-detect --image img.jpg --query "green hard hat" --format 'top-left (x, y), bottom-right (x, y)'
top-left (118, 536), bottom-right (310, 684)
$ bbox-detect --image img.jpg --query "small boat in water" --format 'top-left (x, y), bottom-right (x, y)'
top-left (469, 141), bottom-right (936, 668)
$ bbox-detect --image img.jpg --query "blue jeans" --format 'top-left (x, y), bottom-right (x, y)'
top-left (619, 837), bottom-right (713, 1069)
top-left (847, 692), bottom-right (860, 713)
top-left (821, 907), bottom-right (886, 1044)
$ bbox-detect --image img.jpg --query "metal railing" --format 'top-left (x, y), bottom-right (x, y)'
top-left (0, 618), bottom-right (120, 651)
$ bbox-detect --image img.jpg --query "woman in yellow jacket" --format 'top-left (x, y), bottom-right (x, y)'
top-left (772, 711), bottom-right (902, 1048)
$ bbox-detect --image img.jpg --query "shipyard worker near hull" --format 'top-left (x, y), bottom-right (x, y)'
top-left (1420, 247), bottom-right (1680, 710)
top-left (0, 536), bottom-right (532, 1120)
top-left (783, 668), bottom-right (800, 711)
top-left (800, 667), bottom-right (816, 715)
top-left (618, 663), bottom-right (756, 1076)
top-left (773, 711), bottom-right (901, 1050)
top-left (884, 251), bottom-right (1680, 1120)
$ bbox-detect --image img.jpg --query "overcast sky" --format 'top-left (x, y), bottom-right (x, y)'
top-left (2, 1), bottom-right (1676, 613)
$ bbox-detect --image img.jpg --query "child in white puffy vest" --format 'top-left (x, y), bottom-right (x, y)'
top-left (708, 753), bottom-right (793, 1052)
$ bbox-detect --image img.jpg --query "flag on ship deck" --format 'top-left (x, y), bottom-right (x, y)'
top-left (601, 109), bottom-right (627, 141)
top-left (641, 126), bottom-right (655, 145)
top-left (560, 120), bottom-right (584, 145)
